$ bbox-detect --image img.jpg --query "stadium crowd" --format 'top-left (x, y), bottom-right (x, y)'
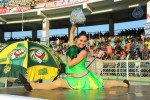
top-left (49, 28), bottom-right (150, 60)
top-left (2, 27), bottom-right (150, 60)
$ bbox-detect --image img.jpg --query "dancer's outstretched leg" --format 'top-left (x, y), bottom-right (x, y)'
top-left (104, 80), bottom-right (130, 88)
top-left (30, 79), bottom-right (69, 90)
top-left (19, 74), bottom-right (69, 91)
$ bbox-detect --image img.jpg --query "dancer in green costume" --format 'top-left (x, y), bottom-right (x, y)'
top-left (19, 25), bottom-right (129, 91)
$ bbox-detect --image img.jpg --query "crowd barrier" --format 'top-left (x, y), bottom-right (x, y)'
top-left (86, 57), bottom-right (150, 85)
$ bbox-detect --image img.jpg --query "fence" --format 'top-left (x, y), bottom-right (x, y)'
top-left (87, 57), bottom-right (150, 85)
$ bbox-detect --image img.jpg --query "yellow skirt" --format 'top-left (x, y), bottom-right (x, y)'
top-left (64, 71), bottom-right (104, 89)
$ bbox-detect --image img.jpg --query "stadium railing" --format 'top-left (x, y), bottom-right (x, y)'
top-left (87, 57), bottom-right (150, 85)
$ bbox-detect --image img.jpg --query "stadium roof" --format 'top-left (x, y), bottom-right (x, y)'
top-left (0, 0), bottom-right (149, 32)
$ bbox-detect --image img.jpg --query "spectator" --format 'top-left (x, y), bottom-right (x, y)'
top-left (130, 40), bottom-right (136, 56)
top-left (30, 0), bottom-right (36, 9)
top-left (111, 49), bottom-right (118, 60)
top-left (138, 40), bottom-right (144, 52)
top-left (133, 48), bottom-right (142, 60)
top-left (106, 41), bottom-right (113, 56)
top-left (134, 57), bottom-right (141, 76)
top-left (56, 38), bottom-right (60, 46)
top-left (125, 40), bottom-right (131, 54)
top-left (97, 48), bottom-right (105, 59)
top-left (120, 49), bottom-right (126, 60)
top-left (142, 45), bottom-right (150, 60)
top-left (140, 32), bottom-right (145, 43)
top-left (115, 41), bottom-right (122, 52)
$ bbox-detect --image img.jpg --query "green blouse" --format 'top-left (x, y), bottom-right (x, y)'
top-left (65, 58), bottom-right (88, 74)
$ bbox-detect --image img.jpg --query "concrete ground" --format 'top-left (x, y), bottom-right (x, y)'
top-left (0, 85), bottom-right (149, 100)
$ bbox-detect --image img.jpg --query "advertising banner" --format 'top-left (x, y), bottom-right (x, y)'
top-left (45, 0), bottom-right (89, 9)
top-left (0, 7), bottom-right (8, 14)
top-left (10, 6), bottom-right (24, 13)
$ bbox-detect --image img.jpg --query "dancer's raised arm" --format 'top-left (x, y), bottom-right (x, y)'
top-left (69, 25), bottom-right (76, 46)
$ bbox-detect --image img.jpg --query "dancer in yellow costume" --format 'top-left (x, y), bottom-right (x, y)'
top-left (19, 25), bottom-right (129, 91)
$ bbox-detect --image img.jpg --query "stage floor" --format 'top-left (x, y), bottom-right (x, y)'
top-left (0, 85), bottom-right (150, 100)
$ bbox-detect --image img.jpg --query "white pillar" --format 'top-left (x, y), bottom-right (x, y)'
top-left (145, 1), bottom-right (150, 38)
top-left (42, 18), bottom-right (49, 46)
top-left (147, 1), bottom-right (150, 23)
